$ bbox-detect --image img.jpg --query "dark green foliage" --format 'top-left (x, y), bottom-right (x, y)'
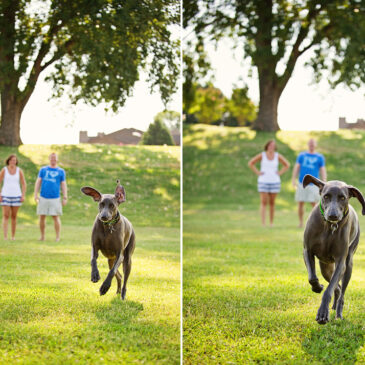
top-left (0, 0), bottom-right (180, 107)
top-left (0, 0), bottom-right (180, 145)
top-left (141, 119), bottom-right (175, 145)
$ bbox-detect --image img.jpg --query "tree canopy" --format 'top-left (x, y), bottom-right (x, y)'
top-left (141, 119), bottom-right (175, 145)
top-left (185, 83), bottom-right (257, 126)
top-left (184, 0), bottom-right (365, 131)
top-left (154, 109), bottom-right (180, 131)
top-left (0, 0), bottom-right (180, 145)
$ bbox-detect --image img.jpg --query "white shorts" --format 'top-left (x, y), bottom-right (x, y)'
top-left (295, 183), bottom-right (320, 203)
top-left (37, 197), bottom-right (62, 216)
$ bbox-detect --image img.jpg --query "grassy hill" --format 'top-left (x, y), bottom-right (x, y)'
top-left (0, 144), bottom-right (180, 364)
top-left (0, 144), bottom-right (180, 228)
top-left (183, 124), bottom-right (365, 364)
top-left (183, 124), bottom-right (365, 210)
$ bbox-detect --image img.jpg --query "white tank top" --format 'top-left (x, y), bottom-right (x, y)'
top-left (1, 167), bottom-right (22, 197)
top-left (258, 152), bottom-right (280, 183)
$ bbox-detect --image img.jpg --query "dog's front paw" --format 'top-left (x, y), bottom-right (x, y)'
top-left (316, 305), bottom-right (330, 325)
top-left (99, 280), bottom-right (111, 295)
top-left (121, 287), bottom-right (127, 300)
top-left (309, 279), bottom-right (324, 293)
top-left (91, 270), bottom-right (100, 283)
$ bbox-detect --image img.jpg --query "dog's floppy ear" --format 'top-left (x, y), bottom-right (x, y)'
top-left (347, 185), bottom-right (365, 215)
top-left (302, 174), bottom-right (325, 192)
top-left (115, 179), bottom-right (126, 204)
top-left (81, 187), bottom-right (102, 202)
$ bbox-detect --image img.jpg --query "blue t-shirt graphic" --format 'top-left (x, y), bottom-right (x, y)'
top-left (296, 152), bottom-right (325, 183)
top-left (38, 166), bottom-right (66, 199)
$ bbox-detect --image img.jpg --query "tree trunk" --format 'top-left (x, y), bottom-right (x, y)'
top-left (252, 72), bottom-right (281, 132)
top-left (0, 91), bottom-right (23, 146)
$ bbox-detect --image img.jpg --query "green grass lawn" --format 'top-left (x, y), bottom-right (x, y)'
top-left (0, 144), bottom-right (180, 364)
top-left (183, 124), bottom-right (365, 364)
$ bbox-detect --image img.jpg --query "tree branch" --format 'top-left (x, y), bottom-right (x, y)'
top-left (20, 22), bottom-right (66, 109)
top-left (278, 5), bottom-right (323, 92)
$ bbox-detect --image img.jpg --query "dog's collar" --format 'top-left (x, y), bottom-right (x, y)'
top-left (319, 200), bottom-right (349, 234)
top-left (101, 211), bottom-right (120, 233)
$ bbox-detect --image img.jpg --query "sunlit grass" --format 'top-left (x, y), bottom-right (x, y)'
top-left (183, 125), bottom-right (365, 364)
top-left (184, 208), bottom-right (365, 364)
top-left (0, 144), bottom-right (180, 364)
top-left (0, 225), bottom-right (180, 364)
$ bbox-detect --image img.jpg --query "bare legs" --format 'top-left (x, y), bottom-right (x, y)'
top-left (53, 216), bottom-right (61, 241)
top-left (39, 215), bottom-right (46, 241)
top-left (10, 206), bottom-right (19, 239)
top-left (39, 215), bottom-right (61, 241)
top-left (260, 192), bottom-right (277, 227)
top-left (298, 202), bottom-right (316, 228)
top-left (2, 206), bottom-right (10, 240)
top-left (2, 206), bottom-right (20, 240)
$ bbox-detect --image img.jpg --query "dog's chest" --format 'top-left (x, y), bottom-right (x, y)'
top-left (313, 231), bottom-right (349, 262)
top-left (98, 233), bottom-right (122, 258)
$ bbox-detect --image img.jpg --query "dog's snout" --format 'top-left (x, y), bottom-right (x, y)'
top-left (327, 210), bottom-right (339, 222)
top-left (328, 214), bottom-right (338, 221)
top-left (100, 212), bottom-right (110, 221)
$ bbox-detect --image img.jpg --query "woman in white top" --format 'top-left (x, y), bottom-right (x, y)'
top-left (248, 140), bottom-right (290, 227)
top-left (0, 155), bottom-right (27, 240)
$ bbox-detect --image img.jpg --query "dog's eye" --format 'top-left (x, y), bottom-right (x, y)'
top-left (324, 195), bottom-right (329, 200)
top-left (340, 196), bottom-right (345, 201)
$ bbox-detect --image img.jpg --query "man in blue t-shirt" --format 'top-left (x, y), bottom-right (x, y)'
top-left (34, 153), bottom-right (68, 241)
top-left (291, 139), bottom-right (327, 227)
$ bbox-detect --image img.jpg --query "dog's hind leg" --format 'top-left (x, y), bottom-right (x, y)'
top-left (121, 256), bottom-right (132, 300)
top-left (319, 261), bottom-right (341, 310)
top-left (336, 253), bottom-right (355, 320)
top-left (108, 259), bottom-right (122, 294)
top-left (337, 231), bottom-right (361, 319)
top-left (121, 231), bottom-right (136, 300)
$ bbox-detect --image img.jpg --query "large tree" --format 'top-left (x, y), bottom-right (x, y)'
top-left (0, 0), bottom-right (180, 146)
top-left (184, 0), bottom-right (365, 131)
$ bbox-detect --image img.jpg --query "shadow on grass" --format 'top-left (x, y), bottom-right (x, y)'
top-left (92, 297), bottom-right (180, 363)
top-left (302, 320), bottom-right (364, 363)
top-left (95, 298), bottom-right (144, 325)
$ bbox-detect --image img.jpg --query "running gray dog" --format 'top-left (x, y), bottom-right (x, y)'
top-left (302, 174), bottom-right (365, 324)
top-left (81, 180), bottom-right (136, 299)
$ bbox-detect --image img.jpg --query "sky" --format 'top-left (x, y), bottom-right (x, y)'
top-left (20, 21), bottom-right (365, 144)
top-left (206, 40), bottom-right (365, 131)
top-left (21, 72), bottom-right (181, 144)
